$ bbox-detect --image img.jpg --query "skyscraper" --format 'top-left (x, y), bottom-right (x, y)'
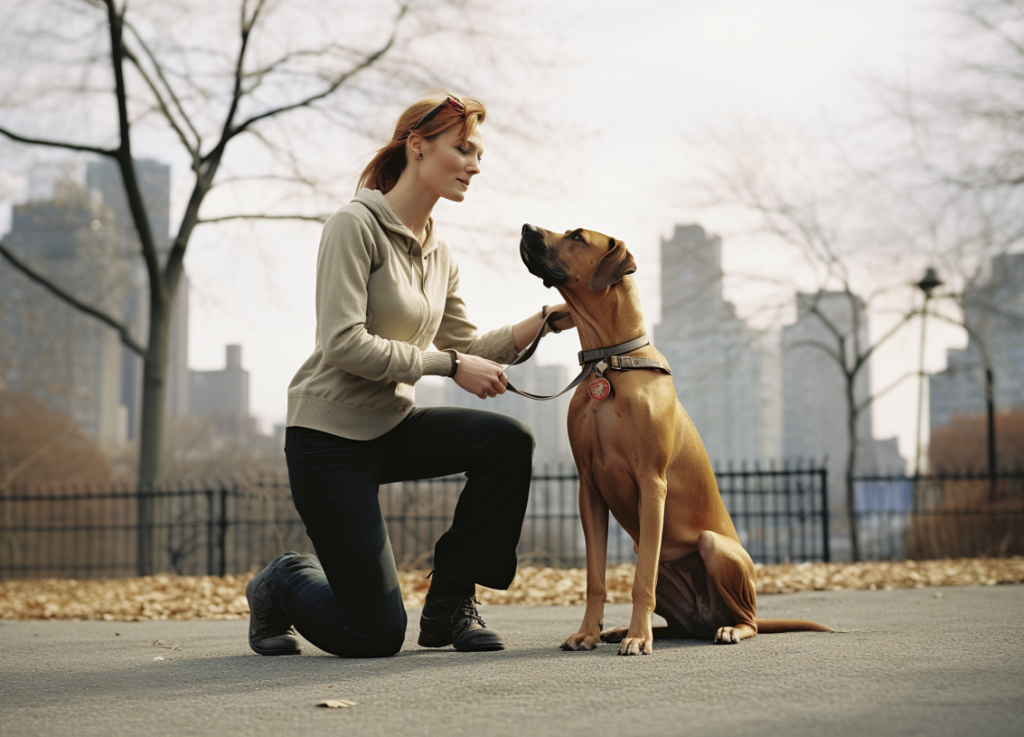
top-left (0, 178), bottom-right (129, 444)
top-left (0, 157), bottom-right (188, 445)
top-left (189, 344), bottom-right (253, 436)
top-left (782, 292), bottom-right (873, 467)
top-left (653, 224), bottom-right (781, 466)
top-left (930, 253), bottom-right (1024, 430)
top-left (781, 291), bottom-right (906, 559)
top-left (85, 158), bottom-right (190, 435)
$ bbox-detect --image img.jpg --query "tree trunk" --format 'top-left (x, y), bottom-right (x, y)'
top-left (136, 290), bottom-right (171, 576)
top-left (845, 377), bottom-right (861, 563)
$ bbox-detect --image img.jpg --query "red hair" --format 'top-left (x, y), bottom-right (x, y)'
top-left (356, 92), bottom-right (486, 194)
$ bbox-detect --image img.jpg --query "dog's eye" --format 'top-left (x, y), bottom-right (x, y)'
top-left (569, 230), bottom-right (583, 241)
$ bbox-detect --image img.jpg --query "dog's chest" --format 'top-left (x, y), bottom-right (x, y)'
top-left (570, 395), bottom-right (635, 465)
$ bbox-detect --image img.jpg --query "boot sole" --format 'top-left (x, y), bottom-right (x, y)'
top-left (417, 630), bottom-right (505, 651)
top-left (251, 641), bottom-right (302, 656)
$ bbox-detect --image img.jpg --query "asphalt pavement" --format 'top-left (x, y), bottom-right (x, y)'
top-left (1, 585), bottom-right (1022, 737)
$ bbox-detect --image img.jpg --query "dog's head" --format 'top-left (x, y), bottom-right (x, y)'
top-left (519, 224), bottom-right (636, 293)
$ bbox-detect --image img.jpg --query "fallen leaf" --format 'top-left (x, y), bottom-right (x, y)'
top-left (1, 558), bottom-right (1022, 620)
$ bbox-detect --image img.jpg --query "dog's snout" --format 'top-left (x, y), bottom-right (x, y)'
top-left (522, 223), bottom-right (539, 236)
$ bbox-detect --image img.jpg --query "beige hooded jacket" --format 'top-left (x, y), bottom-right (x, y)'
top-left (286, 189), bottom-right (517, 440)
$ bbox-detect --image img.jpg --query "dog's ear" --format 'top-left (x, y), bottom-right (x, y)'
top-left (588, 238), bottom-right (636, 290)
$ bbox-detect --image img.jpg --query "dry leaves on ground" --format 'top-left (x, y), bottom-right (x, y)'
top-left (1, 557), bottom-right (1022, 621)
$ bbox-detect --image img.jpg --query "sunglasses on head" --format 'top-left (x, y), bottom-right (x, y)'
top-left (412, 96), bottom-right (466, 131)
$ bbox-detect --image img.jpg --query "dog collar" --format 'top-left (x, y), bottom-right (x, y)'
top-left (578, 335), bottom-right (650, 366)
top-left (502, 320), bottom-right (669, 403)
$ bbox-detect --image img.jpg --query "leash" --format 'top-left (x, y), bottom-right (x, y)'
top-left (503, 312), bottom-right (671, 402)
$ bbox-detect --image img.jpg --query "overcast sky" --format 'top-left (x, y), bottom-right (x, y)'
top-left (2, 0), bottom-right (963, 466)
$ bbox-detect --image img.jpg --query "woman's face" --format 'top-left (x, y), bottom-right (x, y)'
top-left (415, 123), bottom-right (483, 203)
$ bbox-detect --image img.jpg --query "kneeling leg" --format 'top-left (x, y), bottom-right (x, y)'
top-left (697, 530), bottom-right (758, 644)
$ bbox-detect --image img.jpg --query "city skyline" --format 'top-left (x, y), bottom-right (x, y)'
top-left (3, 160), bottom-right (1017, 474)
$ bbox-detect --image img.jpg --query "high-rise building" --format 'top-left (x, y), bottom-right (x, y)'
top-left (0, 156), bottom-right (187, 445)
top-left (930, 253), bottom-right (1024, 430)
top-left (782, 292), bottom-right (873, 471)
top-left (0, 179), bottom-right (129, 444)
top-left (653, 224), bottom-right (781, 466)
top-left (85, 158), bottom-right (190, 435)
top-left (781, 291), bottom-right (906, 558)
top-left (189, 344), bottom-right (253, 436)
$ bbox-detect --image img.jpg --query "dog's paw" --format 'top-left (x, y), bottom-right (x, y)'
top-left (600, 627), bottom-right (629, 643)
top-left (714, 626), bottom-right (740, 644)
top-left (560, 631), bottom-right (600, 651)
top-left (617, 637), bottom-right (654, 656)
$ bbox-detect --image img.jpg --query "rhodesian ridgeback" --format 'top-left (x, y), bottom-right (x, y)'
top-left (519, 223), bottom-right (831, 655)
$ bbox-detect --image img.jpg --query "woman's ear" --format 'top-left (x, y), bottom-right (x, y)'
top-left (407, 133), bottom-right (425, 161)
top-left (588, 238), bottom-right (637, 290)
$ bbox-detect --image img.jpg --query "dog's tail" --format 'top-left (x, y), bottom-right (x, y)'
top-left (755, 618), bottom-right (832, 634)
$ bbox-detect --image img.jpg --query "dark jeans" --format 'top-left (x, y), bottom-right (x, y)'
top-left (270, 407), bottom-right (535, 658)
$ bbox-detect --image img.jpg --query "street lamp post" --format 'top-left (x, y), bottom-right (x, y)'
top-left (914, 267), bottom-right (942, 479)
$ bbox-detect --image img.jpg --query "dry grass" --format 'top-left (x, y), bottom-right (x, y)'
top-left (2, 557), bottom-right (1023, 621)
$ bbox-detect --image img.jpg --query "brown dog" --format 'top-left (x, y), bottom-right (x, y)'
top-left (519, 223), bottom-right (830, 655)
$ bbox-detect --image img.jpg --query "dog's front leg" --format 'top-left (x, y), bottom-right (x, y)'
top-left (619, 478), bottom-right (667, 656)
top-left (561, 477), bottom-right (609, 651)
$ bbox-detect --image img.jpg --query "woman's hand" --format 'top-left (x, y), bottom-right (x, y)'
top-left (452, 353), bottom-right (508, 399)
top-left (546, 302), bottom-right (576, 332)
top-left (511, 303), bottom-right (577, 351)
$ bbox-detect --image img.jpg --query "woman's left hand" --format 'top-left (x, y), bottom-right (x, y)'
top-left (546, 303), bottom-right (575, 332)
top-left (512, 302), bottom-right (576, 352)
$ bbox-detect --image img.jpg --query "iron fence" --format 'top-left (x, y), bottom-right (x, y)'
top-left (854, 470), bottom-right (1024, 560)
top-left (1, 464), bottom-right (831, 579)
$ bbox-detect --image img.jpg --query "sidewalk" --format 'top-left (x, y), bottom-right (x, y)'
top-left (1, 586), bottom-right (1022, 737)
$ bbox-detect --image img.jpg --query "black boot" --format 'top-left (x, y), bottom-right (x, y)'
top-left (245, 554), bottom-right (302, 656)
top-left (418, 572), bottom-right (505, 652)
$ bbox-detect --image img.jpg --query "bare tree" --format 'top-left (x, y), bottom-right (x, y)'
top-left (881, 0), bottom-right (1024, 193)
top-left (0, 0), bottom-right (546, 573)
top-left (873, 0), bottom-right (1024, 485)
top-left (693, 125), bottom-right (926, 562)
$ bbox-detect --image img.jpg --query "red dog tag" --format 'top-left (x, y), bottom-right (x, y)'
top-left (588, 377), bottom-right (610, 401)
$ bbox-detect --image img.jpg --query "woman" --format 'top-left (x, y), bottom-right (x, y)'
top-left (245, 93), bottom-right (574, 658)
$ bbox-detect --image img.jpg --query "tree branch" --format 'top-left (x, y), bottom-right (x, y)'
top-left (197, 213), bottom-right (329, 224)
top-left (120, 45), bottom-right (200, 164)
top-left (103, 0), bottom-right (161, 294)
top-left (228, 4), bottom-right (408, 139)
top-left (783, 337), bottom-right (844, 365)
top-left (0, 123), bottom-right (116, 157)
top-left (857, 370), bottom-right (919, 414)
top-left (122, 19), bottom-right (203, 148)
top-left (120, 22), bottom-right (201, 166)
top-left (853, 310), bottom-right (919, 373)
top-left (0, 240), bottom-right (147, 357)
